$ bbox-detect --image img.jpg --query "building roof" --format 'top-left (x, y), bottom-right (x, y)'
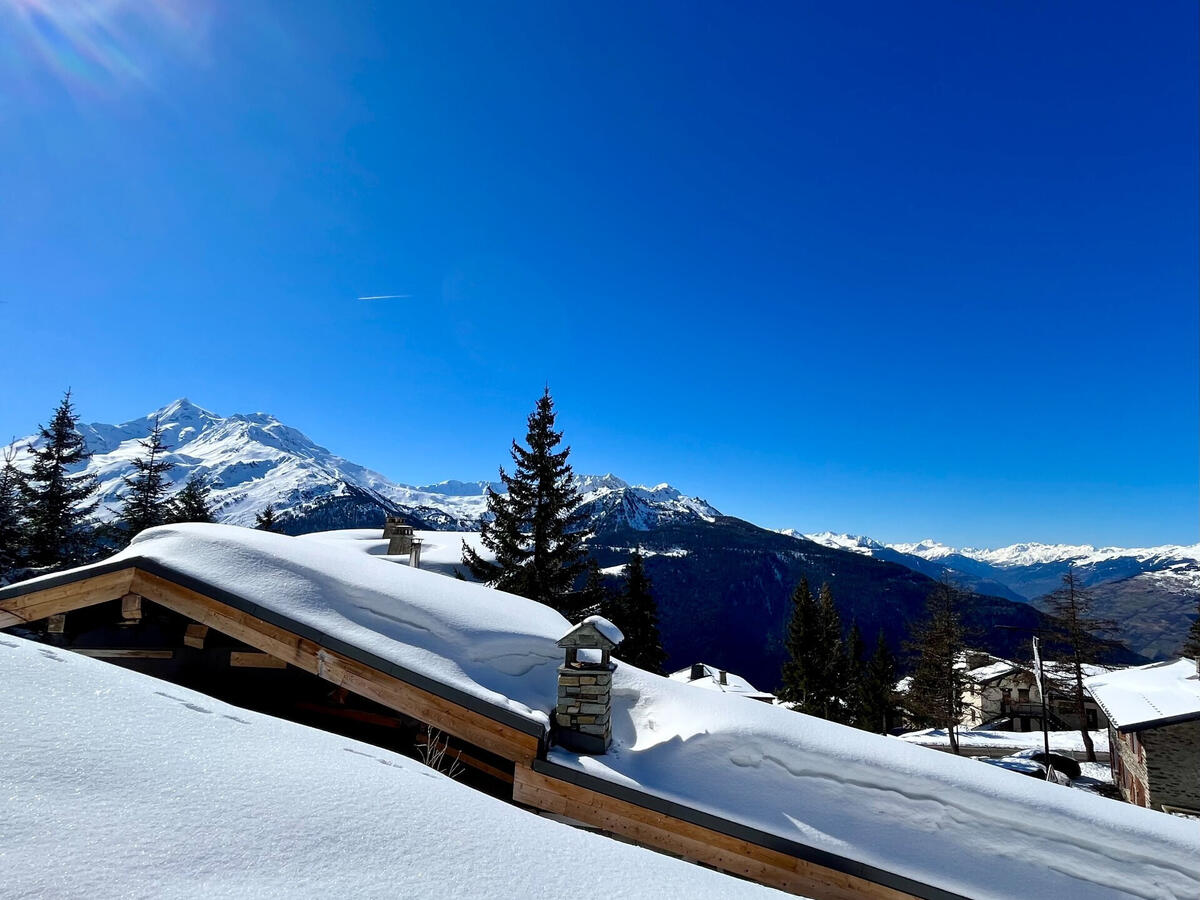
top-left (667, 663), bottom-right (776, 701)
top-left (1085, 658), bottom-right (1200, 733)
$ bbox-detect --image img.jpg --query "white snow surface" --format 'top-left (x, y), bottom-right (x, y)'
top-left (897, 728), bottom-right (1111, 753)
top-left (580, 614), bottom-right (624, 647)
top-left (553, 665), bottom-right (1198, 900)
top-left (10, 525), bottom-right (1198, 899)
top-left (668, 663), bottom-right (774, 699)
top-left (1085, 658), bottom-right (1200, 731)
top-left (0, 632), bottom-right (780, 899)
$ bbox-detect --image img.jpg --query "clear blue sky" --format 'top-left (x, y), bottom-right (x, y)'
top-left (1, 2), bottom-right (1196, 548)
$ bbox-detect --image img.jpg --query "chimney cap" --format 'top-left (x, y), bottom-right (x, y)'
top-left (557, 615), bottom-right (623, 651)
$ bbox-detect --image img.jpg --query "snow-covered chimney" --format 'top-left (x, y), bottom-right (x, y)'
top-left (690, 662), bottom-right (706, 681)
top-left (718, 669), bottom-right (728, 685)
top-left (555, 616), bottom-right (623, 754)
top-left (383, 518), bottom-right (414, 555)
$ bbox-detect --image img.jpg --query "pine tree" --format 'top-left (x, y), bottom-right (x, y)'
top-left (608, 549), bottom-right (666, 673)
top-left (810, 583), bottom-right (847, 721)
top-left (168, 473), bottom-right (215, 524)
top-left (905, 577), bottom-right (967, 753)
top-left (255, 504), bottom-right (282, 533)
top-left (1183, 598), bottom-right (1200, 661)
top-left (0, 444), bottom-right (27, 582)
top-left (576, 558), bottom-right (609, 619)
top-left (860, 631), bottom-right (899, 734)
top-left (1044, 569), bottom-right (1122, 763)
top-left (117, 416), bottom-right (174, 539)
top-left (843, 620), bottom-right (867, 727)
top-left (18, 391), bottom-right (97, 569)
top-left (461, 388), bottom-right (589, 615)
top-left (779, 578), bottom-right (818, 708)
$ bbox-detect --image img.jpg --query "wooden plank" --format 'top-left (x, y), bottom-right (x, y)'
top-left (230, 651), bottom-right (288, 669)
top-left (127, 568), bottom-right (541, 766)
top-left (183, 623), bottom-right (209, 649)
top-left (120, 593), bottom-right (142, 622)
top-left (513, 765), bottom-right (917, 900)
top-left (0, 569), bottom-right (135, 624)
top-left (73, 649), bottom-right (174, 660)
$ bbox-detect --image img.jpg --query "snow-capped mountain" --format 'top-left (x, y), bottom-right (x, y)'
top-left (7, 400), bottom-right (720, 536)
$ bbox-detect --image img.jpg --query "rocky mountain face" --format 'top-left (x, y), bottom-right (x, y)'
top-left (802, 533), bottom-right (1199, 661)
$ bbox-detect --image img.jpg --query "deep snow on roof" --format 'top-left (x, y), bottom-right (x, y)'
top-left (667, 663), bottom-right (774, 698)
top-left (1085, 658), bottom-right (1200, 732)
top-left (0, 632), bottom-right (780, 899)
top-left (7, 525), bottom-right (1199, 900)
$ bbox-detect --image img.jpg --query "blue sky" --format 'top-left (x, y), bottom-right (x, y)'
top-left (1, 1), bottom-right (1196, 547)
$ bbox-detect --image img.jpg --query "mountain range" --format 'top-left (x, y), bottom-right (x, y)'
top-left (8, 400), bottom-right (1191, 680)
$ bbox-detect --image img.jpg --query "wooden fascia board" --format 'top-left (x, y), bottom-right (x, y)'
top-left (521, 759), bottom-right (968, 900)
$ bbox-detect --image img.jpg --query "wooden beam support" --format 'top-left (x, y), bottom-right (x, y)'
top-left (72, 649), bottom-right (174, 660)
top-left (513, 765), bottom-right (917, 900)
top-left (230, 651), bottom-right (288, 669)
top-left (0, 569), bottom-right (135, 625)
top-left (183, 623), bottom-right (209, 649)
top-left (120, 593), bottom-right (142, 623)
top-left (47, 613), bottom-right (67, 634)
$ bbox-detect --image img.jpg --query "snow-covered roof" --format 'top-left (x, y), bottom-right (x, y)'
top-left (1085, 658), bottom-right (1200, 733)
top-left (5, 525), bottom-right (1197, 900)
top-left (668, 663), bottom-right (775, 699)
top-left (0, 632), bottom-right (778, 898)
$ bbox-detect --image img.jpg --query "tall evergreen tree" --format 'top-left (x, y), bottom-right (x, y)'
top-left (843, 620), bottom-right (867, 726)
top-left (860, 631), bottom-right (899, 734)
top-left (905, 577), bottom-right (967, 753)
top-left (461, 388), bottom-right (589, 615)
top-left (255, 504), bottom-right (282, 533)
top-left (168, 473), bottom-right (215, 524)
top-left (608, 549), bottom-right (666, 673)
top-left (0, 444), bottom-right (27, 582)
top-left (18, 391), bottom-right (97, 569)
top-left (576, 558), bottom-right (609, 619)
top-left (779, 577), bottom-right (818, 708)
top-left (809, 583), bottom-right (847, 721)
top-left (1044, 569), bottom-right (1122, 763)
top-left (117, 416), bottom-right (174, 539)
top-left (1183, 597), bottom-right (1200, 661)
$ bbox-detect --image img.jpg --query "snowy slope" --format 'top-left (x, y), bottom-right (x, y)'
top-left (8, 525), bottom-right (1196, 900)
top-left (6, 400), bottom-right (718, 534)
top-left (0, 632), bottom-right (780, 899)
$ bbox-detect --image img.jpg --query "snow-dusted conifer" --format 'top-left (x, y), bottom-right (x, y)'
top-left (1183, 599), bottom-right (1200, 661)
top-left (778, 577), bottom-right (817, 708)
top-left (117, 416), bottom-right (174, 539)
top-left (860, 631), bottom-right (898, 734)
top-left (169, 473), bottom-right (214, 524)
top-left (255, 504), bottom-right (282, 533)
top-left (609, 549), bottom-right (666, 673)
top-left (19, 391), bottom-right (97, 569)
top-left (0, 444), bottom-right (27, 581)
top-left (461, 388), bottom-right (588, 615)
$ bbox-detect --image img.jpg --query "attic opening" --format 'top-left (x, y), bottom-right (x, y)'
top-left (15, 597), bottom-right (516, 799)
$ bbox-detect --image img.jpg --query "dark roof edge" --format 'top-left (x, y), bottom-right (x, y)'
top-left (532, 758), bottom-right (970, 900)
top-left (1116, 710), bottom-right (1200, 734)
top-left (1, 557), bottom-right (548, 741)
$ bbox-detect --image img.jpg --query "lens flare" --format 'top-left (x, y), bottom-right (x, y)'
top-left (0, 0), bottom-right (209, 98)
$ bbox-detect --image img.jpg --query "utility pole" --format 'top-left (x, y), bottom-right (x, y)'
top-left (1032, 636), bottom-right (1054, 781)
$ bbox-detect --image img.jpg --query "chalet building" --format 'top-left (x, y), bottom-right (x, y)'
top-left (669, 662), bottom-right (777, 703)
top-left (959, 651), bottom-right (1109, 734)
top-left (1086, 658), bottom-right (1200, 816)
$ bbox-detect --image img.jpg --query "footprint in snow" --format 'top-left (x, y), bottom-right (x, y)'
top-left (153, 691), bottom-right (212, 714)
top-left (221, 715), bottom-right (250, 725)
top-left (38, 649), bottom-right (65, 662)
top-left (0, 639), bottom-right (17, 648)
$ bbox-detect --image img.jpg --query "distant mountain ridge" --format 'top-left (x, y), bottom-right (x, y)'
top-left (7, 399), bottom-right (718, 537)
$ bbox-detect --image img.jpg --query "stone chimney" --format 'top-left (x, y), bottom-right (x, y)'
top-left (718, 669), bottom-right (728, 685)
top-left (555, 616), bottom-right (624, 754)
top-left (690, 662), bottom-right (706, 681)
top-left (383, 518), bottom-right (414, 555)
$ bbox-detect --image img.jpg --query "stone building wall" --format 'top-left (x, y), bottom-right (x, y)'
top-left (1144, 720), bottom-right (1200, 812)
top-left (1111, 728), bottom-right (1149, 807)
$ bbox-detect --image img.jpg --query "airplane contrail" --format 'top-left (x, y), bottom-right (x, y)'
top-left (358, 293), bottom-right (411, 300)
